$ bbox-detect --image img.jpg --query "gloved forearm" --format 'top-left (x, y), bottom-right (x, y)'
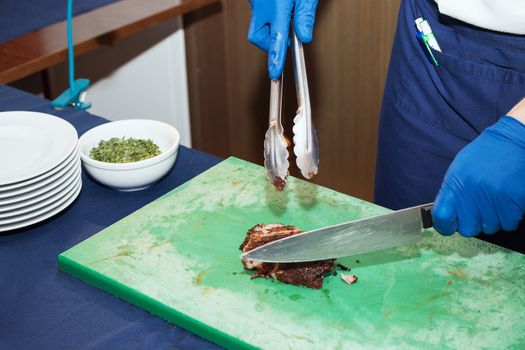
top-left (248, 0), bottom-right (318, 79)
top-left (432, 97), bottom-right (525, 236)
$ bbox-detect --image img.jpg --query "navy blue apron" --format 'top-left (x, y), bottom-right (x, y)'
top-left (375, 0), bottom-right (525, 252)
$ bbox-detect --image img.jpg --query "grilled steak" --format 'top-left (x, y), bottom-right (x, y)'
top-left (240, 224), bottom-right (334, 289)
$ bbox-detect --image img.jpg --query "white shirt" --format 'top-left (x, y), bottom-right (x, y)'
top-left (434, 0), bottom-right (525, 35)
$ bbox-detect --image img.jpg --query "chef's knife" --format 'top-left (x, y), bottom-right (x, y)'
top-left (241, 204), bottom-right (434, 263)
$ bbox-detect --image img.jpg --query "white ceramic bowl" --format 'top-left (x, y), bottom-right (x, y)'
top-left (78, 119), bottom-right (180, 191)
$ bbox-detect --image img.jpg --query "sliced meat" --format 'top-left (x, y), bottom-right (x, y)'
top-left (341, 273), bottom-right (358, 285)
top-left (240, 223), bottom-right (334, 289)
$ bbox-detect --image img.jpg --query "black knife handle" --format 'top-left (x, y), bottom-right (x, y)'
top-left (420, 204), bottom-right (433, 229)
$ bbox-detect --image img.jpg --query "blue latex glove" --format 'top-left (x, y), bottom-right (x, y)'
top-left (248, 0), bottom-right (318, 79)
top-left (432, 116), bottom-right (525, 237)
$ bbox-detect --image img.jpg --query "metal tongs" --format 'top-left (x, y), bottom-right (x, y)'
top-left (264, 30), bottom-right (319, 190)
top-left (291, 30), bottom-right (319, 180)
top-left (263, 76), bottom-right (290, 191)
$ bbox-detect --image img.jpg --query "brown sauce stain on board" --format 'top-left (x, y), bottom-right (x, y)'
top-left (448, 269), bottom-right (466, 279)
top-left (147, 241), bottom-right (169, 251)
top-left (195, 271), bottom-right (206, 285)
top-left (424, 290), bottom-right (452, 305)
top-left (93, 251), bottom-right (132, 263)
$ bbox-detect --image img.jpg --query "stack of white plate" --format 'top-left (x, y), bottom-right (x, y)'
top-left (0, 111), bottom-right (82, 232)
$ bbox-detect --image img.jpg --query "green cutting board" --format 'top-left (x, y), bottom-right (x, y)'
top-left (59, 157), bottom-right (525, 349)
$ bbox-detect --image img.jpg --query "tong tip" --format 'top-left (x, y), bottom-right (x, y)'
top-left (272, 176), bottom-right (288, 191)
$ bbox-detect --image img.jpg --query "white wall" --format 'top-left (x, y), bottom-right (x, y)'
top-left (49, 17), bottom-right (192, 146)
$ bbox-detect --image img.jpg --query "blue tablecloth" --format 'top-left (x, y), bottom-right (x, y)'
top-left (0, 0), bottom-right (123, 43)
top-left (0, 84), bottom-right (223, 349)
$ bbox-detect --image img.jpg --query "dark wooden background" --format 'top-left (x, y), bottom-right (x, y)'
top-left (184, 0), bottom-right (401, 201)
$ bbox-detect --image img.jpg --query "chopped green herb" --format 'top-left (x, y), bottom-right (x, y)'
top-left (90, 137), bottom-right (161, 163)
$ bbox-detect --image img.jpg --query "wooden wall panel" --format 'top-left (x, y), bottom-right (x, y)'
top-left (184, 0), bottom-right (401, 201)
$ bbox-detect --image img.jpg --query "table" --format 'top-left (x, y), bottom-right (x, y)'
top-left (0, 0), bottom-right (123, 44)
top-left (0, 84), bottom-right (223, 349)
top-left (0, 0), bottom-right (219, 83)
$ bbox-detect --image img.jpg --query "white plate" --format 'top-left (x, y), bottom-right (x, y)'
top-left (0, 160), bottom-right (81, 205)
top-left (0, 180), bottom-right (82, 232)
top-left (0, 111), bottom-right (78, 185)
top-left (0, 178), bottom-right (82, 226)
top-left (0, 145), bottom-right (78, 192)
top-left (0, 175), bottom-right (81, 218)
top-left (0, 165), bottom-right (80, 213)
top-left (0, 149), bottom-right (79, 198)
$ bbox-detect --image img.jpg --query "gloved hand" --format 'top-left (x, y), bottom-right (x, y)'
top-left (248, 0), bottom-right (318, 79)
top-left (432, 113), bottom-right (525, 237)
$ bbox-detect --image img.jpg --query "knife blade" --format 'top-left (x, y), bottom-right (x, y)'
top-left (241, 204), bottom-right (434, 263)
